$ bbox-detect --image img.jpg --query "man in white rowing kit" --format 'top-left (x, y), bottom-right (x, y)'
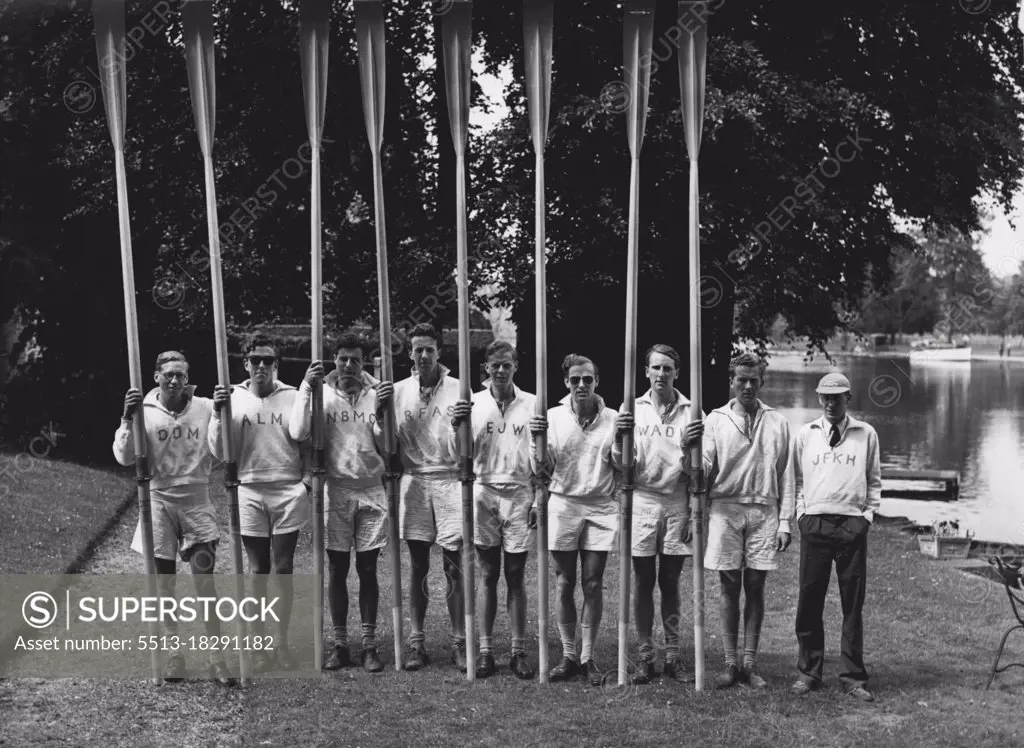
top-left (615, 344), bottom-right (704, 684)
top-left (703, 352), bottom-right (795, 689)
top-left (392, 323), bottom-right (466, 671)
top-left (291, 332), bottom-right (394, 673)
top-left (210, 335), bottom-right (309, 672)
top-left (450, 340), bottom-right (536, 679)
top-left (530, 353), bottom-right (632, 685)
top-left (113, 350), bottom-right (236, 686)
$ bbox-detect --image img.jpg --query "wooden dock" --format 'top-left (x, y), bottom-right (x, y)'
top-left (881, 469), bottom-right (960, 500)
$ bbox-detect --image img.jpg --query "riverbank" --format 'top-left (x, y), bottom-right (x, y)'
top-left (1, 459), bottom-right (1022, 747)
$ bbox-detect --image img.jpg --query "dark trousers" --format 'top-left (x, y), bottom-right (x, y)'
top-left (795, 514), bottom-right (869, 687)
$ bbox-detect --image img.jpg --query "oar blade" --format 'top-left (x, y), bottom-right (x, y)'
top-left (523, 0), bottom-right (554, 154)
top-left (300, 0), bottom-right (330, 147)
top-left (92, 0), bottom-right (127, 151)
top-left (441, 0), bottom-right (473, 156)
top-left (183, 0), bottom-right (217, 157)
top-left (355, 0), bottom-right (386, 150)
top-left (623, 0), bottom-right (655, 157)
top-left (677, 1), bottom-right (708, 159)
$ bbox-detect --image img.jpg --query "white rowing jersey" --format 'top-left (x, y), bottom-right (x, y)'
top-left (289, 370), bottom-right (386, 488)
top-left (112, 386), bottom-right (217, 500)
top-left (208, 379), bottom-right (306, 485)
top-left (392, 365), bottom-right (460, 476)
top-left (453, 385), bottom-right (536, 488)
top-left (533, 394), bottom-right (620, 500)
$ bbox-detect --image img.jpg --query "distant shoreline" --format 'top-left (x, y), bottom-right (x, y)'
top-left (766, 348), bottom-right (1024, 363)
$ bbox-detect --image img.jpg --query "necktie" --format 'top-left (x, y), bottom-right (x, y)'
top-left (829, 424), bottom-right (841, 448)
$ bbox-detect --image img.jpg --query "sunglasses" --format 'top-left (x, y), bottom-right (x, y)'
top-left (247, 356), bottom-right (277, 367)
top-left (569, 376), bottom-right (595, 386)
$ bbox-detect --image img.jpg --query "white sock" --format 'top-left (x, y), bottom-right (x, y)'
top-left (580, 624), bottom-right (594, 662)
top-left (557, 624), bottom-right (576, 661)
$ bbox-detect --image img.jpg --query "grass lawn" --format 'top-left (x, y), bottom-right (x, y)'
top-left (0, 450), bottom-right (133, 574)
top-left (1, 462), bottom-right (1022, 747)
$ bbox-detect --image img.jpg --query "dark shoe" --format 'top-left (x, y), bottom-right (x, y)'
top-left (451, 640), bottom-right (468, 672)
top-left (404, 644), bottom-right (429, 671)
top-left (581, 659), bottom-right (603, 686)
top-left (631, 659), bottom-right (657, 685)
top-left (548, 655), bottom-right (579, 682)
top-left (275, 646), bottom-right (297, 671)
top-left (362, 646), bottom-right (383, 673)
top-left (509, 652), bottom-right (535, 680)
top-left (475, 651), bottom-right (498, 678)
top-left (715, 664), bottom-right (742, 689)
top-left (662, 658), bottom-right (694, 683)
top-left (846, 685), bottom-right (875, 702)
top-left (251, 651), bottom-right (275, 674)
top-left (163, 653), bottom-right (186, 682)
top-left (742, 666), bottom-right (768, 689)
top-left (790, 678), bottom-right (817, 696)
top-left (207, 661), bottom-right (238, 687)
top-left (324, 644), bottom-right (351, 671)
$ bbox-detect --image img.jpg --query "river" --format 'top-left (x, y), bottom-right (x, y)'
top-left (765, 352), bottom-right (1024, 546)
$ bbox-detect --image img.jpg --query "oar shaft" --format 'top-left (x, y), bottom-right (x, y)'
top-left (371, 153), bottom-right (404, 671)
top-left (311, 149), bottom-right (323, 362)
top-left (202, 153), bottom-right (249, 684)
top-left (204, 157), bottom-right (230, 386)
top-left (618, 156), bottom-right (641, 687)
top-left (688, 158), bottom-right (706, 691)
top-left (533, 149), bottom-right (549, 683)
top-left (114, 148), bottom-right (161, 685)
top-left (455, 154), bottom-right (476, 682)
top-left (310, 144), bottom-right (326, 672)
top-left (115, 151), bottom-right (142, 394)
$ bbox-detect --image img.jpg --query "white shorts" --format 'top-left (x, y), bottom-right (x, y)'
top-left (631, 490), bottom-right (692, 558)
top-left (476, 483), bottom-right (533, 554)
top-left (131, 489), bottom-right (221, 563)
top-left (398, 473), bottom-right (462, 551)
top-left (704, 501), bottom-right (779, 571)
top-left (548, 492), bottom-right (618, 552)
top-left (238, 480), bottom-right (310, 538)
top-left (325, 480), bottom-right (389, 553)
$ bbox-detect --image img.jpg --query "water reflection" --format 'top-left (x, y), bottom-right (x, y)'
top-left (764, 354), bottom-right (1024, 544)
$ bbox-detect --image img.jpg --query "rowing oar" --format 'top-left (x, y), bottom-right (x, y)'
top-left (618, 0), bottom-right (656, 688)
top-left (182, 0), bottom-right (248, 684)
top-left (298, 0), bottom-right (329, 675)
top-left (675, 0), bottom-right (708, 692)
top-left (441, 0), bottom-right (477, 682)
top-left (523, 0), bottom-right (553, 685)
top-left (354, 0), bottom-right (404, 671)
top-left (92, 0), bottom-right (161, 686)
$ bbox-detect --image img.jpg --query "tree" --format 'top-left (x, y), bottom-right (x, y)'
top-left (0, 0), bottom-right (456, 458)
top-left (4, 0), bottom-right (1024, 456)
top-left (472, 0), bottom-right (1024, 406)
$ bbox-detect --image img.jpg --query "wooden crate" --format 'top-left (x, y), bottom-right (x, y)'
top-left (918, 535), bottom-right (972, 560)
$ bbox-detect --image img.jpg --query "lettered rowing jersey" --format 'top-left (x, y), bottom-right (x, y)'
top-left (289, 370), bottom-right (386, 487)
top-left (456, 385), bottom-right (536, 488)
top-left (112, 386), bottom-right (217, 498)
top-left (393, 364), bottom-right (460, 476)
top-left (627, 388), bottom-right (704, 496)
top-left (208, 379), bottom-right (305, 485)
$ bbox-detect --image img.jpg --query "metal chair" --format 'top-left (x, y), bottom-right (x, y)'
top-left (986, 556), bottom-right (1024, 690)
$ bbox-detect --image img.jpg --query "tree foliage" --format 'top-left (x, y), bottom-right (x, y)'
top-left (2, 0), bottom-right (1024, 458)
top-left (472, 0), bottom-right (1024, 402)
